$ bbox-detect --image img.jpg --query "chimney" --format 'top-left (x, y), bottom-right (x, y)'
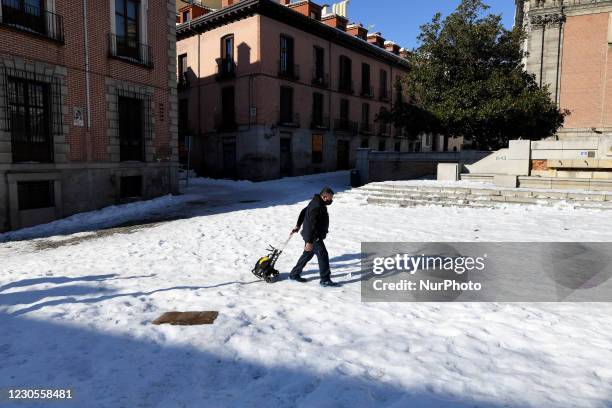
top-left (384, 41), bottom-right (400, 55)
top-left (279, 0), bottom-right (291, 5)
top-left (346, 23), bottom-right (367, 40)
top-left (367, 32), bottom-right (385, 48)
top-left (289, 1), bottom-right (322, 20)
top-left (322, 14), bottom-right (348, 31)
top-left (399, 48), bottom-right (410, 60)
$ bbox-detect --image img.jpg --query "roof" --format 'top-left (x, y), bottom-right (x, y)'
top-left (176, 0), bottom-right (409, 69)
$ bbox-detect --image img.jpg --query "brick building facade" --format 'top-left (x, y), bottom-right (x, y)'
top-left (176, 0), bottom-right (415, 181)
top-left (0, 0), bottom-right (178, 232)
top-left (517, 0), bottom-right (612, 138)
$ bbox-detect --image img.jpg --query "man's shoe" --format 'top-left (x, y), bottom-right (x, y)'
top-left (289, 275), bottom-right (308, 283)
top-left (320, 280), bottom-right (340, 287)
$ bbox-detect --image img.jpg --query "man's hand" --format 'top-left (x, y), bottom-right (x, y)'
top-left (291, 226), bottom-right (300, 234)
top-left (304, 242), bottom-right (313, 252)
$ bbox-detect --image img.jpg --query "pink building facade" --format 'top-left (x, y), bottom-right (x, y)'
top-left (176, 0), bottom-right (410, 180)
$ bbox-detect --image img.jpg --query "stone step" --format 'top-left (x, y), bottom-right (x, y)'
top-left (365, 194), bottom-right (612, 210)
top-left (350, 185), bottom-right (612, 202)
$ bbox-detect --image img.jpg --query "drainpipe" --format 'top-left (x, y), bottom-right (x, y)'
top-left (83, 0), bottom-right (92, 130)
top-left (82, 0), bottom-right (92, 162)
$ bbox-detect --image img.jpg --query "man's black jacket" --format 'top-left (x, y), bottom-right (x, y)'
top-left (296, 194), bottom-right (329, 243)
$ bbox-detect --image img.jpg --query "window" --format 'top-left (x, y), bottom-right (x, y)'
top-left (340, 99), bottom-right (349, 121)
top-left (178, 54), bottom-right (187, 76)
top-left (217, 35), bottom-right (235, 78)
top-left (7, 75), bottom-right (53, 163)
top-left (17, 180), bottom-right (54, 210)
top-left (120, 176), bottom-right (142, 199)
top-left (380, 69), bottom-right (389, 100)
top-left (312, 92), bottom-right (324, 127)
top-left (339, 55), bottom-right (352, 93)
top-left (313, 46), bottom-right (325, 83)
top-left (361, 63), bottom-right (371, 96)
top-left (220, 86), bottom-right (235, 128)
top-left (182, 10), bottom-right (189, 22)
top-left (312, 133), bottom-right (323, 164)
top-left (280, 86), bottom-right (294, 124)
top-left (222, 35), bottom-right (234, 61)
top-left (115, 0), bottom-right (140, 59)
top-left (361, 103), bottom-right (369, 125)
top-left (118, 96), bottom-right (144, 161)
top-left (360, 138), bottom-right (369, 148)
top-left (178, 53), bottom-right (188, 88)
top-left (394, 141), bottom-right (401, 152)
top-left (378, 140), bottom-right (386, 151)
top-left (279, 35), bottom-right (296, 77)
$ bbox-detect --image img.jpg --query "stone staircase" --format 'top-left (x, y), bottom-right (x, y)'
top-left (344, 183), bottom-right (612, 210)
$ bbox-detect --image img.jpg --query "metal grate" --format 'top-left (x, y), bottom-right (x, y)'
top-left (1, 66), bottom-right (62, 133)
top-left (1, 66), bottom-right (62, 162)
top-left (116, 87), bottom-right (152, 142)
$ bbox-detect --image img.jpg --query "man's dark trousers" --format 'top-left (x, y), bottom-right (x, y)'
top-left (290, 239), bottom-right (331, 283)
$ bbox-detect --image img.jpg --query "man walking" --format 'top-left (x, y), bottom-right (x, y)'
top-left (290, 187), bottom-right (340, 287)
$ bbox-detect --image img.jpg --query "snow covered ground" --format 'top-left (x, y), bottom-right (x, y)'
top-left (1, 171), bottom-right (612, 408)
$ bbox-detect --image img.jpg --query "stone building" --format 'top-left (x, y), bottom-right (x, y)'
top-left (0, 0), bottom-right (179, 232)
top-left (516, 0), bottom-right (612, 138)
top-left (176, 0), bottom-right (413, 181)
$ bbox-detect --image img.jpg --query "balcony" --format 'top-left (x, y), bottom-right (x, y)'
top-left (360, 85), bottom-right (373, 98)
top-left (108, 34), bottom-right (153, 68)
top-left (338, 79), bottom-right (354, 94)
top-left (334, 118), bottom-right (357, 134)
top-left (214, 113), bottom-right (237, 132)
top-left (177, 73), bottom-right (189, 91)
top-left (379, 88), bottom-right (392, 102)
top-left (0, 0), bottom-right (64, 43)
top-left (310, 115), bottom-right (330, 130)
top-left (278, 111), bottom-right (300, 127)
top-left (359, 122), bottom-right (372, 135)
top-left (278, 61), bottom-right (300, 80)
top-left (311, 71), bottom-right (329, 88)
top-left (377, 122), bottom-right (391, 137)
top-left (216, 58), bottom-right (236, 81)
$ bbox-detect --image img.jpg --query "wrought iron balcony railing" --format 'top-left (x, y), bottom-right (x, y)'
top-left (360, 85), bottom-right (373, 98)
top-left (311, 71), bottom-right (329, 88)
top-left (338, 79), bottom-right (354, 94)
top-left (108, 34), bottom-right (153, 68)
top-left (359, 122), bottom-right (373, 134)
top-left (278, 61), bottom-right (300, 80)
top-left (334, 118), bottom-right (358, 134)
top-left (379, 88), bottom-right (392, 102)
top-left (0, 0), bottom-right (64, 42)
top-left (177, 73), bottom-right (189, 91)
top-left (310, 115), bottom-right (330, 130)
top-left (278, 111), bottom-right (300, 127)
top-left (216, 58), bottom-right (236, 80)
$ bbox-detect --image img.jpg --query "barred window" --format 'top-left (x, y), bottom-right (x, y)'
top-left (1, 67), bottom-right (62, 163)
top-left (116, 87), bottom-right (152, 162)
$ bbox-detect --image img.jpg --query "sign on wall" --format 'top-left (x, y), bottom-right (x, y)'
top-left (73, 107), bottom-right (84, 127)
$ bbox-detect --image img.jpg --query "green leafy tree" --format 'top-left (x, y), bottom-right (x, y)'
top-left (383, 0), bottom-right (568, 150)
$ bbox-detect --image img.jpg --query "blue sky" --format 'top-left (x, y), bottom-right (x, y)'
top-left (347, 0), bottom-right (517, 50)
